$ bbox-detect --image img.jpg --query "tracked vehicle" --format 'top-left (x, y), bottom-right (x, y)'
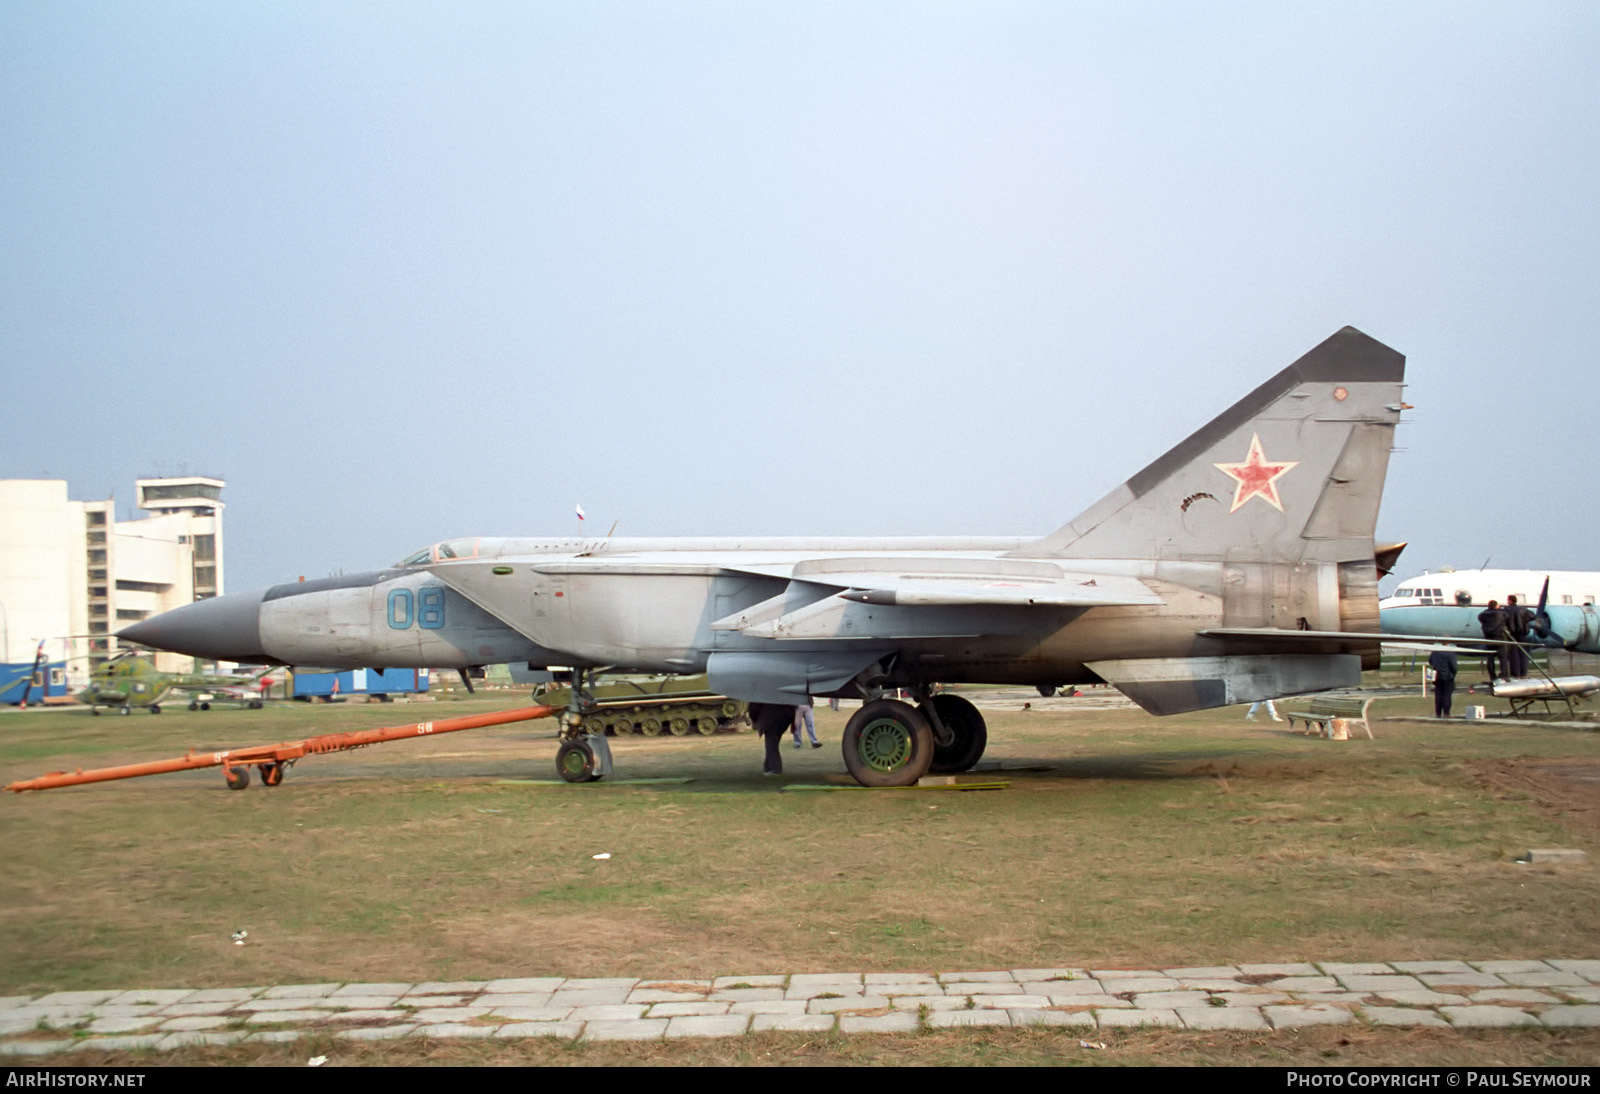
top-left (533, 674), bottom-right (747, 737)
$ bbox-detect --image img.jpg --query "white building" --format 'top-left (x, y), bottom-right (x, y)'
top-left (0, 476), bottom-right (225, 682)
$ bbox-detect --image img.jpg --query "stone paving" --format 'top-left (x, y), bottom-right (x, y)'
top-left (4, 960), bottom-right (1599, 1055)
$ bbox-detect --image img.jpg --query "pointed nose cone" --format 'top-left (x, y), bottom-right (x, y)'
top-left (118, 590), bottom-right (271, 662)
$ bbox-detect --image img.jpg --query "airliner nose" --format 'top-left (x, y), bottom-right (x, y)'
top-left (117, 590), bottom-right (270, 662)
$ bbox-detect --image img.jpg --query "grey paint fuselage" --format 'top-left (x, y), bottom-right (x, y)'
top-left (120, 327), bottom-right (1407, 715)
top-left (234, 538), bottom-right (1340, 690)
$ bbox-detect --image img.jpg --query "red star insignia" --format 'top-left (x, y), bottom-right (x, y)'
top-left (1214, 433), bottom-right (1298, 513)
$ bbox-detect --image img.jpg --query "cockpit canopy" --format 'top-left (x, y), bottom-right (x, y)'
top-left (396, 538), bottom-right (481, 567)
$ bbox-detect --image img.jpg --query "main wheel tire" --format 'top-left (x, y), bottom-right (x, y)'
top-left (641, 717), bottom-right (662, 736)
top-left (188, 701), bottom-right (199, 711)
top-left (556, 740), bottom-right (599, 783)
top-left (921, 694), bottom-right (988, 773)
top-left (611, 716), bottom-right (634, 737)
top-left (149, 705), bottom-right (161, 714)
top-left (669, 716), bottom-right (690, 736)
top-left (695, 716), bottom-right (717, 736)
top-left (584, 715), bottom-right (606, 735)
top-left (200, 701), bottom-right (211, 711)
top-left (260, 762), bottom-right (284, 787)
top-left (720, 700), bottom-right (741, 718)
top-left (224, 766), bottom-right (250, 791)
top-left (841, 699), bottom-right (935, 787)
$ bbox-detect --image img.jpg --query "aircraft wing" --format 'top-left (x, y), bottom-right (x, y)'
top-left (725, 558), bottom-right (1164, 608)
top-left (428, 557), bottom-right (1164, 649)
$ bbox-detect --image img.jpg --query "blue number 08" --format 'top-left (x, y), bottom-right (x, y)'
top-left (388, 587), bottom-right (446, 630)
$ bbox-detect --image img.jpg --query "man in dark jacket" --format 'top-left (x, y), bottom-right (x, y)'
top-left (1479, 600), bottom-right (1508, 681)
top-left (1503, 595), bottom-right (1533, 678)
top-left (1428, 649), bottom-right (1458, 718)
top-left (750, 703), bottom-right (794, 776)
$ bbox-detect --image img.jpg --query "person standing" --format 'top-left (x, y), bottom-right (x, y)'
top-left (1503, 595), bottom-right (1533, 679)
top-left (1479, 600), bottom-right (1509, 680)
top-left (1428, 649), bottom-right (1458, 718)
top-left (750, 703), bottom-right (795, 775)
top-left (791, 697), bottom-right (820, 749)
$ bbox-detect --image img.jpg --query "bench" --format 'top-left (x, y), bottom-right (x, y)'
top-left (1281, 694), bottom-right (1375, 739)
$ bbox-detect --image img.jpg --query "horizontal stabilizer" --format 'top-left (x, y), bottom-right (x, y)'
top-left (1088, 654), bottom-right (1362, 715)
top-left (1378, 641), bottom-right (1503, 657)
top-left (1200, 627), bottom-right (1525, 648)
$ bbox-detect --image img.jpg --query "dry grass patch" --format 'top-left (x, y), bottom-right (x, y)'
top-left (38, 1027), bottom-right (1600, 1068)
top-left (4, 685), bottom-right (1600, 994)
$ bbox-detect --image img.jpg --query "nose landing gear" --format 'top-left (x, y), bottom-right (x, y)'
top-left (555, 669), bottom-right (613, 783)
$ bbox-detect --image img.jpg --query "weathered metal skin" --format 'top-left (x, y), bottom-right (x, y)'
top-left (121, 327), bottom-right (1405, 717)
top-left (258, 569), bottom-right (561, 669)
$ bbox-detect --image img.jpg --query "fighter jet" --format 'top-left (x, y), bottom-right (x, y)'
top-left (121, 327), bottom-right (1408, 786)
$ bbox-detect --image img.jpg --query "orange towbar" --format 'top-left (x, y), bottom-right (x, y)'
top-left (7, 704), bottom-right (558, 792)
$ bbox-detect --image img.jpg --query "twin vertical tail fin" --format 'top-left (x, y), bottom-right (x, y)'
top-left (1022, 327), bottom-right (1407, 567)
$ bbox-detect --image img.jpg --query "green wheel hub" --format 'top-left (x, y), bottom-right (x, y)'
top-left (857, 718), bottom-right (914, 772)
top-left (560, 748), bottom-right (588, 778)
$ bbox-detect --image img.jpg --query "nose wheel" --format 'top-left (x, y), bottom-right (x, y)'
top-left (555, 668), bottom-right (614, 783)
top-left (556, 739), bottom-right (600, 782)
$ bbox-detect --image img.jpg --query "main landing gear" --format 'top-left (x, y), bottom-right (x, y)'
top-left (555, 669), bottom-right (614, 783)
top-left (839, 692), bottom-right (989, 787)
top-left (921, 693), bottom-right (987, 774)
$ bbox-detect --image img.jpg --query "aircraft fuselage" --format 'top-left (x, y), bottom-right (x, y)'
top-left (135, 535), bottom-right (1371, 700)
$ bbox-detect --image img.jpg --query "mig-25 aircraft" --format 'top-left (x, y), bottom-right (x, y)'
top-left (121, 327), bottom-right (1410, 786)
top-left (77, 654), bottom-right (270, 715)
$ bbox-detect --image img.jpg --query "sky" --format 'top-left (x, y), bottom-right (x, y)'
top-left (2, 2), bottom-right (1596, 592)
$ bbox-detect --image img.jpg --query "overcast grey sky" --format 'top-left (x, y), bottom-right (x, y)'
top-left (3, 2), bottom-right (1595, 592)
